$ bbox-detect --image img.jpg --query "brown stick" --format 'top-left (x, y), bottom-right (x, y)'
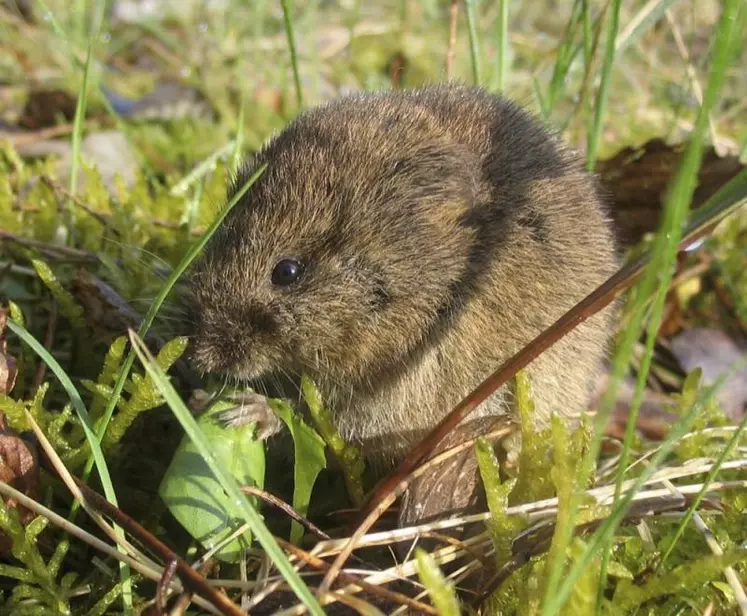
top-left (241, 486), bottom-right (330, 541)
top-left (0, 231), bottom-right (100, 263)
top-left (156, 559), bottom-right (179, 613)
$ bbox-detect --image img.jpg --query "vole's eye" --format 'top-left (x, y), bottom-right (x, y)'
top-left (271, 258), bottom-right (304, 286)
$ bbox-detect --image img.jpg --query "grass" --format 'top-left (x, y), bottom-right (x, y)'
top-left (0, 0), bottom-right (746, 614)
top-left (494, 0), bottom-right (510, 92)
top-left (585, 0), bottom-right (622, 171)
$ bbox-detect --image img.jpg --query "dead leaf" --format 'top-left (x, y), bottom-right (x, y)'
top-left (669, 328), bottom-right (747, 421)
top-left (0, 308), bottom-right (18, 395)
top-left (597, 138), bottom-right (745, 248)
top-left (0, 411), bottom-right (40, 553)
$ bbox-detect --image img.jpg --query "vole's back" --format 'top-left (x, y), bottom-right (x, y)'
top-left (288, 86), bottom-right (618, 458)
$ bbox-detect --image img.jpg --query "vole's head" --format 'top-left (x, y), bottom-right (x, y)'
top-left (187, 91), bottom-right (485, 385)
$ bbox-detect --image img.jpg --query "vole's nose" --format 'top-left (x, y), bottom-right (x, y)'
top-left (188, 314), bottom-right (249, 374)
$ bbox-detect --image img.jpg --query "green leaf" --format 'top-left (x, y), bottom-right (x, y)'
top-left (159, 397), bottom-right (266, 563)
top-left (269, 397), bottom-right (327, 545)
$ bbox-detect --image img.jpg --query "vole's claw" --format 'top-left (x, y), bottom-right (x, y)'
top-left (219, 391), bottom-right (284, 441)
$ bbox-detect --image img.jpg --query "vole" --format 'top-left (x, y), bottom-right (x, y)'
top-left (186, 83), bottom-right (618, 527)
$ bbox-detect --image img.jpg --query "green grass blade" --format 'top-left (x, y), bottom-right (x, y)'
top-left (494, 0), bottom-right (509, 91)
top-left (533, 75), bottom-right (549, 118)
top-left (685, 169), bottom-right (747, 236)
top-left (595, 166), bottom-right (747, 615)
top-left (582, 0), bottom-right (592, 65)
top-left (547, 375), bottom-right (730, 615)
top-left (73, 0), bottom-right (87, 44)
top-left (5, 319), bottom-right (133, 614)
top-left (546, 0), bottom-right (584, 112)
top-left (128, 332), bottom-right (324, 615)
top-left (169, 141), bottom-right (236, 197)
top-left (280, 0), bottom-right (304, 110)
top-left (68, 3), bottom-right (106, 209)
top-left (32, 1), bottom-right (155, 188)
top-left (464, 0), bottom-right (482, 85)
top-left (36, 0), bottom-right (68, 40)
top-left (585, 0), bottom-right (622, 171)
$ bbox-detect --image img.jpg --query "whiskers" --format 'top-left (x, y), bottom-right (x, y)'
top-left (101, 237), bottom-right (175, 280)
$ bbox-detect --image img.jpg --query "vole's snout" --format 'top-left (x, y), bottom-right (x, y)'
top-left (186, 298), bottom-right (284, 381)
top-left (188, 321), bottom-right (246, 375)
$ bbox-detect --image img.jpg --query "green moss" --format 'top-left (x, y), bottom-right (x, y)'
top-left (509, 371), bottom-right (555, 503)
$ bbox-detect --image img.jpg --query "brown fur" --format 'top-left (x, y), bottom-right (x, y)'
top-left (187, 83), bottom-right (618, 518)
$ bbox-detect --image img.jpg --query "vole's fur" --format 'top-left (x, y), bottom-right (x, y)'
top-left (187, 83), bottom-right (618, 510)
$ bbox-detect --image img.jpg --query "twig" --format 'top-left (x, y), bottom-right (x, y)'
top-left (3, 121), bottom-right (96, 147)
top-left (30, 403), bottom-right (241, 614)
top-left (355, 176), bottom-right (745, 534)
top-left (418, 530), bottom-right (492, 572)
top-left (156, 559), bottom-right (179, 614)
top-left (311, 476), bottom-right (747, 559)
top-left (474, 492), bottom-right (690, 604)
top-left (242, 486), bottom-right (330, 541)
top-left (0, 231), bottom-right (99, 263)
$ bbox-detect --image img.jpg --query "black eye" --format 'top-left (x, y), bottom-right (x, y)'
top-left (271, 258), bottom-right (304, 286)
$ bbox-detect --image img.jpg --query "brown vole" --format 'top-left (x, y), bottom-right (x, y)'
top-left (186, 83), bottom-right (618, 525)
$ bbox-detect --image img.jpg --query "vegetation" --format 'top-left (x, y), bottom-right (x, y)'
top-left (0, 0), bottom-right (745, 614)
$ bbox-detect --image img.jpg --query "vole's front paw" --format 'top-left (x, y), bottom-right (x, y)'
top-left (219, 391), bottom-right (284, 441)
